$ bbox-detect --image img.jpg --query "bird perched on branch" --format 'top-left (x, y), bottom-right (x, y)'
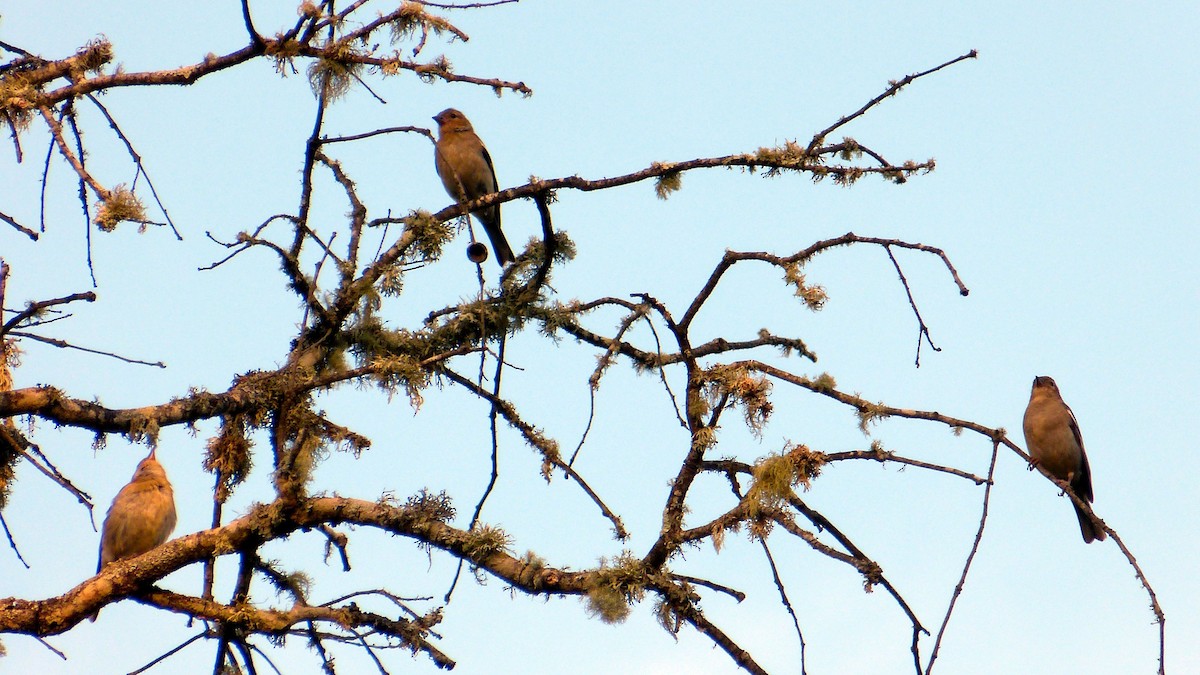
top-left (1022, 376), bottom-right (1105, 543)
top-left (91, 447), bottom-right (178, 621)
top-left (433, 108), bottom-right (515, 266)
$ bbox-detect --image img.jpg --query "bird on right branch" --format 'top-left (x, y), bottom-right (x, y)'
top-left (1022, 375), bottom-right (1105, 543)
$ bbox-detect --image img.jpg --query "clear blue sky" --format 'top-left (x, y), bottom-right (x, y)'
top-left (1, 2), bottom-right (1197, 673)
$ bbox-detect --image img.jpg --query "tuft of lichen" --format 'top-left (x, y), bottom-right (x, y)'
top-left (72, 38), bottom-right (114, 75)
top-left (389, 2), bottom-right (461, 51)
top-left (462, 524), bottom-right (512, 561)
top-left (584, 551), bottom-right (647, 624)
top-left (698, 365), bottom-right (774, 436)
top-left (811, 372), bottom-right (837, 392)
top-left (654, 600), bottom-right (684, 637)
top-left (126, 414), bottom-right (160, 446)
top-left (204, 415), bottom-right (254, 502)
top-left (306, 40), bottom-right (364, 101)
top-left (93, 185), bottom-right (146, 232)
top-left (754, 139), bottom-right (814, 172)
top-left (745, 442), bottom-right (827, 520)
top-left (783, 263), bottom-right (828, 310)
top-left (266, 35), bottom-right (302, 74)
top-left (0, 425), bottom-right (19, 509)
top-left (855, 400), bottom-right (891, 433)
top-left (403, 489), bottom-right (455, 523)
top-left (404, 209), bottom-right (454, 261)
top-left (652, 164), bottom-right (682, 200)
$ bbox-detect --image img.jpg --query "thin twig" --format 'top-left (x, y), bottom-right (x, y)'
top-left (785, 496), bottom-right (928, 641)
top-left (441, 367), bottom-right (628, 539)
top-left (924, 440), bottom-right (1000, 674)
top-left (642, 316), bottom-right (687, 428)
top-left (16, 442), bottom-right (94, 513)
top-left (318, 524), bottom-right (351, 571)
top-left (467, 335), bottom-right (504, 529)
top-left (824, 449), bottom-right (988, 484)
top-left (128, 631), bottom-right (209, 674)
top-left (10, 331), bottom-right (165, 367)
top-left (657, 586), bottom-right (768, 675)
top-left (807, 50), bottom-right (978, 152)
top-left (670, 573), bottom-right (746, 602)
top-left (1, 291), bottom-right (96, 336)
top-left (0, 510), bottom-right (30, 568)
top-left (32, 636), bottom-right (67, 660)
top-left (319, 125), bottom-right (432, 145)
top-left (569, 303), bottom-right (646, 467)
top-left (884, 245), bottom-right (940, 367)
top-left (37, 107), bottom-right (58, 234)
top-left (84, 93), bottom-right (182, 239)
top-left (757, 539), bottom-right (806, 675)
top-left (0, 210), bottom-right (38, 240)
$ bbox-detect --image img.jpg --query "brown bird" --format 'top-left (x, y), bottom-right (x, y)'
top-left (433, 108), bottom-right (515, 266)
top-left (1022, 376), bottom-right (1105, 543)
top-left (91, 447), bottom-right (178, 620)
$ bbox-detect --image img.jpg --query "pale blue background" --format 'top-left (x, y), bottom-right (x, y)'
top-left (1, 2), bottom-right (1196, 673)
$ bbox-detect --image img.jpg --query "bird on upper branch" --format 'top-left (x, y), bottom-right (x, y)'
top-left (1022, 375), bottom-right (1105, 543)
top-left (433, 108), bottom-right (515, 266)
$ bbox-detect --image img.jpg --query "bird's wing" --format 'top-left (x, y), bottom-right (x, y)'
top-left (1064, 402), bottom-right (1085, 452)
top-left (1064, 402), bottom-right (1095, 501)
top-left (480, 143), bottom-right (499, 193)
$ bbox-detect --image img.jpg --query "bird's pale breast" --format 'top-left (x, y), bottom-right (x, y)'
top-left (1023, 402), bottom-right (1082, 481)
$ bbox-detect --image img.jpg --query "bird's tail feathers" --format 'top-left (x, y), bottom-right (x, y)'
top-left (1074, 504), bottom-right (1106, 543)
top-left (483, 223), bottom-right (515, 266)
